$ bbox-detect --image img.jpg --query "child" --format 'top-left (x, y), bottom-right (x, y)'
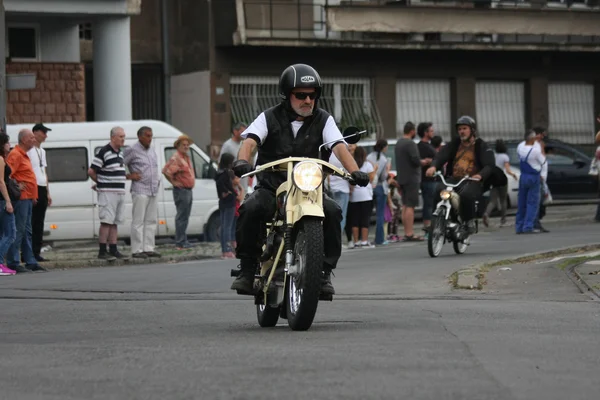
top-left (215, 153), bottom-right (237, 259)
top-left (386, 172), bottom-right (402, 242)
top-left (232, 175), bottom-right (245, 251)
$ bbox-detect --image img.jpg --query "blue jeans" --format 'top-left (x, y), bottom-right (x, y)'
top-left (331, 191), bottom-right (349, 232)
top-left (516, 174), bottom-right (541, 233)
top-left (7, 199), bottom-right (37, 267)
top-left (0, 200), bottom-right (16, 264)
top-left (173, 188), bottom-right (193, 246)
top-left (373, 185), bottom-right (386, 244)
top-left (219, 205), bottom-right (235, 253)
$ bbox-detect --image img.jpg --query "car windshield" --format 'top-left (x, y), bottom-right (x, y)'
top-left (361, 143), bottom-right (397, 171)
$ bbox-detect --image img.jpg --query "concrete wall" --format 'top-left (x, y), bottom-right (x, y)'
top-left (6, 62), bottom-right (86, 124)
top-left (170, 70), bottom-right (211, 154)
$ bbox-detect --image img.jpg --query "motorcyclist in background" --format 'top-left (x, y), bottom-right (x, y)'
top-left (230, 63), bottom-right (370, 296)
top-left (425, 116), bottom-right (495, 234)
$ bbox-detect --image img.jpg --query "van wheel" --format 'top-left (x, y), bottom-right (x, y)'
top-left (205, 212), bottom-right (220, 242)
top-left (124, 238), bottom-right (131, 246)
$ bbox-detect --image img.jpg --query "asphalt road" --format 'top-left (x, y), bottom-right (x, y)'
top-left (1, 218), bottom-right (599, 400)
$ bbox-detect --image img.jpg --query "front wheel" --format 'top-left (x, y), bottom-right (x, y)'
top-left (286, 218), bottom-right (324, 331)
top-left (428, 210), bottom-right (446, 258)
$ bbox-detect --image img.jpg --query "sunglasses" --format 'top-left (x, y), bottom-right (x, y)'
top-left (292, 92), bottom-right (317, 100)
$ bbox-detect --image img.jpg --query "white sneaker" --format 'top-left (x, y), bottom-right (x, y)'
top-left (347, 241), bottom-right (356, 249)
top-left (360, 241), bottom-right (375, 248)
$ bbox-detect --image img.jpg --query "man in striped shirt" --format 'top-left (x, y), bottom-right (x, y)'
top-left (88, 127), bottom-right (132, 260)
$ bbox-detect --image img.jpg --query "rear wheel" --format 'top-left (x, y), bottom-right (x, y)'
top-left (453, 236), bottom-right (469, 254)
top-left (204, 212), bottom-right (220, 242)
top-left (286, 218), bottom-right (323, 331)
top-left (428, 210), bottom-right (446, 258)
top-left (256, 303), bottom-right (280, 327)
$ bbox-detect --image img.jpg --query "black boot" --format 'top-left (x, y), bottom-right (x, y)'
top-left (231, 259), bottom-right (257, 295)
top-left (321, 268), bottom-right (335, 296)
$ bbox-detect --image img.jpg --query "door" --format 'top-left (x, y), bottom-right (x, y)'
top-left (160, 143), bottom-right (219, 239)
top-left (43, 141), bottom-right (96, 240)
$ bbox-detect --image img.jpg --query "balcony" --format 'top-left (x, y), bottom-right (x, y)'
top-left (233, 0), bottom-right (600, 51)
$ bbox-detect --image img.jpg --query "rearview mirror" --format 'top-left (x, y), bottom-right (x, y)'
top-left (342, 126), bottom-right (363, 144)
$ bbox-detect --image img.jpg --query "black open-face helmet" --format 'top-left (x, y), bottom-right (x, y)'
top-left (279, 64), bottom-right (323, 102)
top-left (455, 115), bottom-right (477, 136)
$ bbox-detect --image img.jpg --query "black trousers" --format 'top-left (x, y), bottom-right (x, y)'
top-left (235, 187), bottom-right (342, 270)
top-left (32, 185), bottom-right (48, 257)
top-left (434, 180), bottom-right (482, 222)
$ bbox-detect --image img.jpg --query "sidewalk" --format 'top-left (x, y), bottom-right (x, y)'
top-left (38, 204), bottom-right (597, 270)
top-left (574, 261), bottom-right (600, 298)
top-left (40, 241), bottom-right (222, 270)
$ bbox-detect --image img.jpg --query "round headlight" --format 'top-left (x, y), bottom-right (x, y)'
top-left (292, 161), bottom-right (323, 192)
top-left (440, 190), bottom-right (451, 200)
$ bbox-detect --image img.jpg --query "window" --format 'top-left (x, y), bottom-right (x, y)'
top-left (45, 148), bottom-right (89, 182)
top-left (546, 147), bottom-right (577, 166)
top-left (7, 25), bottom-right (39, 61)
top-left (164, 148), bottom-right (214, 179)
top-left (79, 23), bottom-right (93, 40)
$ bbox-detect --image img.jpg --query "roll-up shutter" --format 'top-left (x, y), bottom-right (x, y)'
top-left (475, 81), bottom-right (525, 141)
top-left (548, 83), bottom-right (595, 144)
top-left (396, 80), bottom-right (451, 139)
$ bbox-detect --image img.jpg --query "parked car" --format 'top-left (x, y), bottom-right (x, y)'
top-left (504, 139), bottom-right (596, 199)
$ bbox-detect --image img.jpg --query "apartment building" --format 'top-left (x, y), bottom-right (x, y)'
top-left (162, 0), bottom-right (600, 157)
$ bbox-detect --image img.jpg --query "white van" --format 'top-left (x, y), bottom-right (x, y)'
top-left (6, 120), bottom-right (221, 243)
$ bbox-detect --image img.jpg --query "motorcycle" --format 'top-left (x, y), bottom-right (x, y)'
top-left (428, 172), bottom-right (480, 258)
top-left (230, 128), bottom-right (364, 331)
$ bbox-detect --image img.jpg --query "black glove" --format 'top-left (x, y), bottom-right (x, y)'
top-left (350, 171), bottom-right (370, 187)
top-left (233, 160), bottom-right (253, 177)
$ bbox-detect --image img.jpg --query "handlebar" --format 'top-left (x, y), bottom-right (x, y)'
top-left (434, 171), bottom-right (480, 188)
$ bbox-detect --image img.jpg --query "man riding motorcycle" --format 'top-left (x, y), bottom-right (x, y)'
top-left (230, 63), bottom-right (370, 296)
top-left (425, 116), bottom-right (495, 234)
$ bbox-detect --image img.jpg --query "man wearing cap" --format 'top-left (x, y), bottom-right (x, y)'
top-left (6, 129), bottom-right (46, 273)
top-left (162, 135), bottom-right (195, 249)
top-left (29, 123), bottom-right (52, 262)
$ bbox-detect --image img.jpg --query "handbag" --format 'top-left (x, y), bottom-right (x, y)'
top-left (7, 178), bottom-right (21, 201)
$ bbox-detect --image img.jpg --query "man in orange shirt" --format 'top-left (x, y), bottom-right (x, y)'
top-left (6, 129), bottom-right (45, 273)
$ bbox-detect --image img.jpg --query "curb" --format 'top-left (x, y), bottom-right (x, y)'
top-left (42, 252), bottom-right (216, 270)
top-left (572, 262), bottom-right (600, 299)
top-left (452, 242), bottom-right (600, 291)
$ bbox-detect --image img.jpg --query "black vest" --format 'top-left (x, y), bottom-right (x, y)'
top-left (256, 104), bottom-right (330, 191)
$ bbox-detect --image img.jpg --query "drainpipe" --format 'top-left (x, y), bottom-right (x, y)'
top-left (161, 0), bottom-right (171, 124)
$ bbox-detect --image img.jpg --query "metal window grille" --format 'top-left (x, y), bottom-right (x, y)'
top-left (548, 83), bottom-right (595, 144)
top-left (396, 80), bottom-right (452, 139)
top-left (230, 76), bottom-right (383, 136)
top-left (475, 81), bottom-right (526, 141)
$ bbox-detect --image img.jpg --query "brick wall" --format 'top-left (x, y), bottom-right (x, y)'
top-left (6, 62), bottom-right (86, 124)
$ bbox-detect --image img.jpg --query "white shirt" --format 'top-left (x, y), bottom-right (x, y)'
top-left (328, 153), bottom-right (350, 194)
top-left (516, 141), bottom-right (546, 173)
top-left (241, 112), bottom-right (345, 150)
top-left (27, 146), bottom-right (48, 186)
top-left (495, 153), bottom-right (510, 171)
top-left (350, 162), bottom-right (374, 203)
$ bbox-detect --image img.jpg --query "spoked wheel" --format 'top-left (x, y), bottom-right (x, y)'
top-left (453, 235), bottom-right (470, 255)
top-left (428, 211), bottom-right (446, 258)
top-left (256, 303), bottom-right (280, 327)
top-left (286, 218), bottom-right (323, 331)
